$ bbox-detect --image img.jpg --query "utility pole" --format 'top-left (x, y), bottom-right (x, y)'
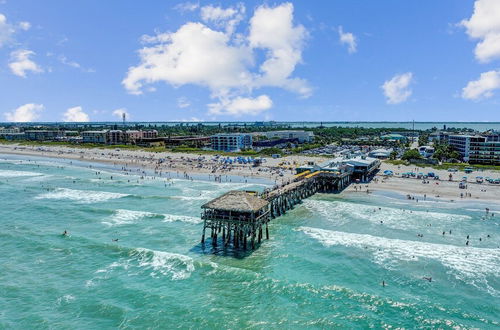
top-left (122, 112), bottom-right (126, 126)
top-left (412, 119), bottom-right (415, 145)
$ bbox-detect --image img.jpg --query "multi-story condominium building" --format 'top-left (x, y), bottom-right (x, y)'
top-left (124, 130), bottom-right (158, 143)
top-left (261, 130), bottom-right (314, 143)
top-left (106, 130), bottom-right (124, 144)
top-left (210, 134), bottom-right (253, 152)
top-left (82, 130), bottom-right (158, 145)
top-left (124, 130), bottom-right (143, 143)
top-left (82, 130), bottom-right (107, 144)
top-left (448, 135), bottom-right (480, 161)
top-left (142, 130), bottom-right (158, 139)
top-left (448, 134), bottom-right (500, 165)
top-left (469, 140), bottom-right (500, 165)
top-left (24, 130), bottom-right (65, 141)
top-left (429, 131), bottom-right (450, 143)
top-left (483, 131), bottom-right (500, 142)
top-left (0, 127), bottom-right (21, 136)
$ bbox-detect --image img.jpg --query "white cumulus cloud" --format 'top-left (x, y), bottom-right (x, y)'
top-left (338, 26), bottom-right (357, 53)
top-left (381, 72), bottom-right (413, 104)
top-left (9, 49), bottom-right (43, 77)
top-left (201, 3), bottom-right (245, 35)
top-left (63, 106), bottom-right (90, 122)
top-left (112, 108), bottom-right (130, 120)
top-left (177, 97), bottom-right (191, 108)
top-left (0, 13), bottom-right (31, 47)
top-left (249, 3), bottom-right (310, 96)
top-left (462, 70), bottom-right (500, 100)
top-left (0, 13), bottom-right (15, 47)
top-left (208, 94), bottom-right (272, 116)
top-left (4, 103), bottom-right (44, 122)
top-left (461, 0), bottom-right (500, 63)
top-left (123, 2), bottom-right (309, 117)
top-left (18, 21), bottom-right (30, 31)
top-left (174, 2), bottom-right (199, 13)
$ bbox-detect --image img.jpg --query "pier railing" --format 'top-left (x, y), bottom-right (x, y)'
top-left (201, 171), bottom-right (352, 250)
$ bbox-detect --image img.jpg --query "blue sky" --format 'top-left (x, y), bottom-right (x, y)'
top-left (1, 0), bottom-right (499, 122)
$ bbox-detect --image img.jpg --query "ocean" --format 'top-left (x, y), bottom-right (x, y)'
top-left (0, 154), bottom-right (499, 328)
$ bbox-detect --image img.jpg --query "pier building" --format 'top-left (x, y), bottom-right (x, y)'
top-left (201, 156), bottom-right (380, 250)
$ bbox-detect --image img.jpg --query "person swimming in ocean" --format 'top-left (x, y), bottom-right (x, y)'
top-left (423, 277), bottom-right (432, 282)
top-left (62, 230), bottom-right (68, 236)
top-left (112, 238), bottom-right (119, 242)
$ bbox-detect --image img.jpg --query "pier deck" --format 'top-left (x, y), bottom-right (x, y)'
top-left (200, 170), bottom-right (352, 250)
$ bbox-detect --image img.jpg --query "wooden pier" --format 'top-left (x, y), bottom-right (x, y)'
top-left (200, 171), bottom-right (352, 249)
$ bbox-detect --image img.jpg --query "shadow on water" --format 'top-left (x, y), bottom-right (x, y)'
top-left (190, 239), bottom-right (263, 259)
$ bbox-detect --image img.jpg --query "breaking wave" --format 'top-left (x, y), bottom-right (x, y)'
top-left (299, 226), bottom-right (500, 296)
top-left (303, 199), bottom-right (470, 230)
top-left (35, 188), bottom-right (129, 203)
top-left (0, 169), bottom-right (44, 178)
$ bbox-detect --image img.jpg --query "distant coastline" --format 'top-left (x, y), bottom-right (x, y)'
top-left (2, 121), bottom-right (500, 131)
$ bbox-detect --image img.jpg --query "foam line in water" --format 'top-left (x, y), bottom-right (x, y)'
top-left (162, 214), bottom-right (202, 224)
top-left (303, 199), bottom-right (470, 230)
top-left (103, 209), bottom-right (201, 226)
top-left (103, 209), bottom-right (160, 226)
top-left (299, 226), bottom-right (500, 295)
top-left (132, 248), bottom-right (195, 280)
top-left (35, 188), bottom-right (129, 203)
top-left (0, 169), bottom-right (44, 177)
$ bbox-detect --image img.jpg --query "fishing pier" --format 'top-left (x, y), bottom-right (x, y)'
top-left (201, 156), bottom-right (380, 250)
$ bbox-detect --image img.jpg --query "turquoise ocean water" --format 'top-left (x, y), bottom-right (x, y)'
top-left (0, 154), bottom-right (499, 328)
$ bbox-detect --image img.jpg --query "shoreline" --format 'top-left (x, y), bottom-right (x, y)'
top-left (2, 142), bottom-right (500, 206)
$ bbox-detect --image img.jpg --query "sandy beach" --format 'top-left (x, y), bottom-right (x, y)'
top-left (2, 142), bottom-right (500, 205)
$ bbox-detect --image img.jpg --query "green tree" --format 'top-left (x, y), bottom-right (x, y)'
top-left (418, 134), bottom-right (429, 146)
top-left (401, 149), bottom-right (422, 160)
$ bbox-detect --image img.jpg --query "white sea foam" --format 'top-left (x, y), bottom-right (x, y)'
top-left (163, 213), bottom-right (202, 224)
top-left (299, 226), bottom-right (500, 295)
top-left (0, 169), bottom-right (44, 177)
top-left (303, 199), bottom-right (470, 230)
top-left (55, 294), bottom-right (76, 305)
top-left (104, 209), bottom-right (159, 226)
top-left (35, 188), bottom-right (129, 203)
top-left (132, 248), bottom-right (195, 280)
top-left (103, 209), bottom-right (201, 226)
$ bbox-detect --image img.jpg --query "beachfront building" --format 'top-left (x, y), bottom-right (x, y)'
top-left (418, 146), bottom-right (435, 158)
top-left (2, 133), bottom-right (25, 140)
top-left (381, 133), bottom-right (407, 142)
top-left (447, 134), bottom-right (500, 164)
top-left (82, 130), bottom-right (107, 144)
top-left (261, 130), bottom-right (314, 143)
top-left (25, 130), bottom-right (65, 141)
top-left (124, 130), bottom-right (158, 144)
top-left (448, 135), bottom-right (485, 162)
top-left (296, 156), bottom-right (380, 182)
top-left (368, 148), bottom-right (392, 159)
top-left (429, 131), bottom-right (450, 143)
top-left (107, 130), bottom-right (124, 144)
top-left (468, 141), bottom-right (500, 165)
top-left (124, 130), bottom-right (143, 143)
top-left (164, 136), bottom-right (210, 148)
top-left (0, 127), bottom-right (21, 136)
top-left (210, 134), bottom-right (253, 152)
top-left (483, 130), bottom-right (500, 142)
